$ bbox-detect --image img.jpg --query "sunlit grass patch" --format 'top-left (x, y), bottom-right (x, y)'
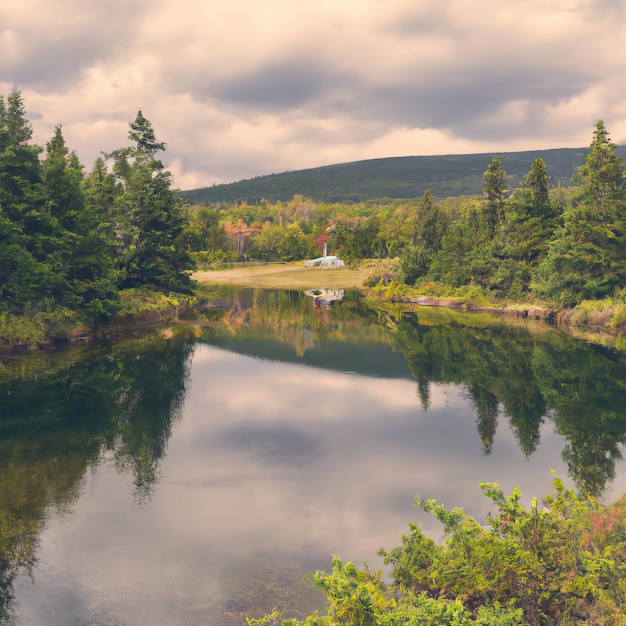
top-left (194, 263), bottom-right (367, 289)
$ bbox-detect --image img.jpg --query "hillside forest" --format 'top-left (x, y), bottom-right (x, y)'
top-left (2, 88), bottom-right (626, 345)
top-left (180, 146), bottom-right (626, 205)
top-left (181, 116), bottom-right (626, 310)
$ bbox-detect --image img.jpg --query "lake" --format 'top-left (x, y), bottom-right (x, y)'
top-left (2, 287), bottom-right (626, 625)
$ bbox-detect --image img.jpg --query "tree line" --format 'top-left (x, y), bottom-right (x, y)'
top-left (3, 88), bottom-right (626, 345)
top-left (0, 88), bottom-right (195, 338)
top-left (189, 121), bottom-right (626, 308)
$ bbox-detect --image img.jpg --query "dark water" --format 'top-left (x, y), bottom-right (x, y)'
top-left (2, 288), bottom-right (626, 625)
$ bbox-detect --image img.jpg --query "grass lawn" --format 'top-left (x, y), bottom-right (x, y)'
top-left (193, 263), bottom-right (367, 289)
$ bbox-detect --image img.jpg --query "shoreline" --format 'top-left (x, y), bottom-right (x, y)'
top-left (2, 264), bottom-right (625, 354)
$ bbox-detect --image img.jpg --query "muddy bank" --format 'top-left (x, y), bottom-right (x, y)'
top-left (377, 292), bottom-right (626, 346)
top-left (380, 293), bottom-right (560, 321)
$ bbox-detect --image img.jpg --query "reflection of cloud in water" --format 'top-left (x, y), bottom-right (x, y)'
top-left (179, 345), bottom-right (574, 540)
top-left (15, 342), bottom-right (610, 626)
top-left (219, 422), bottom-right (324, 467)
top-left (187, 346), bottom-right (457, 428)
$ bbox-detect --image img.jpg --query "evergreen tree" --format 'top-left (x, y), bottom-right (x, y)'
top-left (519, 157), bottom-right (551, 217)
top-left (3, 87), bottom-right (33, 148)
top-left (41, 125), bottom-right (118, 326)
top-left (400, 190), bottom-right (449, 284)
top-left (0, 89), bottom-right (57, 313)
top-left (0, 95), bottom-right (7, 150)
top-left (533, 122), bottom-right (626, 305)
top-left (41, 125), bottom-right (84, 231)
top-left (107, 111), bottom-right (196, 292)
top-left (579, 120), bottom-right (626, 212)
top-left (483, 155), bottom-right (507, 236)
top-left (428, 199), bottom-right (496, 289)
top-left (82, 156), bottom-right (123, 270)
top-left (83, 157), bottom-right (119, 222)
top-left (497, 159), bottom-right (560, 298)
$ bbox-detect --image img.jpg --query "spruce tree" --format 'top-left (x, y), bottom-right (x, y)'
top-left (41, 125), bottom-right (119, 326)
top-left (533, 122), bottom-right (626, 304)
top-left (0, 89), bottom-right (57, 313)
top-left (579, 120), bottom-right (626, 213)
top-left (483, 155), bottom-right (507, 236)
top-left (107, 111), bottom-right (196, 292)
top-left (401, 190), bottom-right (448, 284)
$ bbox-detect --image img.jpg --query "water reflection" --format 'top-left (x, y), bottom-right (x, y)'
top-left (201, 288), bottom-right (626, 500)
top-left (1, 289), bottom-right (626, 624)
top-left (304, 288), bottom-right (345, 306)
top-left (0, 336), bottom-right (193, 623)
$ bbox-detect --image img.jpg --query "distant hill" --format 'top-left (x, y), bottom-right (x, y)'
top-left (179, 146), bottom-right (626, 205)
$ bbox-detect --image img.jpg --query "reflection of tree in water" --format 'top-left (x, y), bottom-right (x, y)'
top-left (387, 306), bottom-right (626, 497)
top-left (533, 339), bottom-right (626, 498)
top-left (110, 339), bottom-right (192, 504)
top-left (416, 378), bottom-right (430, 412)
top-left (0, 335), bottom-right (193, 622)
top-left (467, 384), bottom-right (499, 455)
top-left (0, 481), bottom-right (39, 621)
top-left (392, 310), bottom-right (546, 457)
top-left (207, 289), bottom-right (626, 497)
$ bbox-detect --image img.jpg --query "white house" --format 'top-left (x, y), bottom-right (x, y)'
top-left (304, 255), bottom-right (345, 268)
top-left (303, 242), bottom-right (345, 268)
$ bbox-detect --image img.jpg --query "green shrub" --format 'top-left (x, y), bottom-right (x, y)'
top-left (0, 312), bottom-right (46, 346)
top-left (362, 258), bottom-right (402, 288)
top-left (381, 478), bottom-right (626, 625)
top-left (250, 479), bottom-right (626, 625)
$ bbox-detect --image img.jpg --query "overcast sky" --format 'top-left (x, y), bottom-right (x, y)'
top-left (2, 0), bottom-right (626, 190)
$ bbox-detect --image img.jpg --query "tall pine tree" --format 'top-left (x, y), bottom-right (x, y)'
top-left (483, 155), bottom-right (507, 236)
top-left (106, 111), bottom-right (195, 292)
top-left (533, 121), bottom-right (626, 305)
top-left (41, 125), bottom-right (119, 326)
top-left (0, 88), bottom-right (58, 313)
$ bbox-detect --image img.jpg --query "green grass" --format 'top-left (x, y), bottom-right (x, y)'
top-left (193, 263), bottom-right (368, 289)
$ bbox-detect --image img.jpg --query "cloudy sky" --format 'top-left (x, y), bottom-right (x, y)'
top-left (2, 0), bottom-right (626, 190)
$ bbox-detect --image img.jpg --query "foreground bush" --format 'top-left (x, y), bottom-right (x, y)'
top-left (249, 478), bottom-right (626, 625)
top-left (248, 558), bottom-right (522, 625)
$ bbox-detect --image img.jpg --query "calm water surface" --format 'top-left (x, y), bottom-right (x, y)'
top-left (3, 288), bottom-right (626, 625)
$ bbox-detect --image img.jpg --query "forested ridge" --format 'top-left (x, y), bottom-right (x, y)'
top-left (179, 146), bottom-right (626, 205)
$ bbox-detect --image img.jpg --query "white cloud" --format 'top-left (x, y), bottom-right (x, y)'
top-left (3, 0), bottom-right (625, 186)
